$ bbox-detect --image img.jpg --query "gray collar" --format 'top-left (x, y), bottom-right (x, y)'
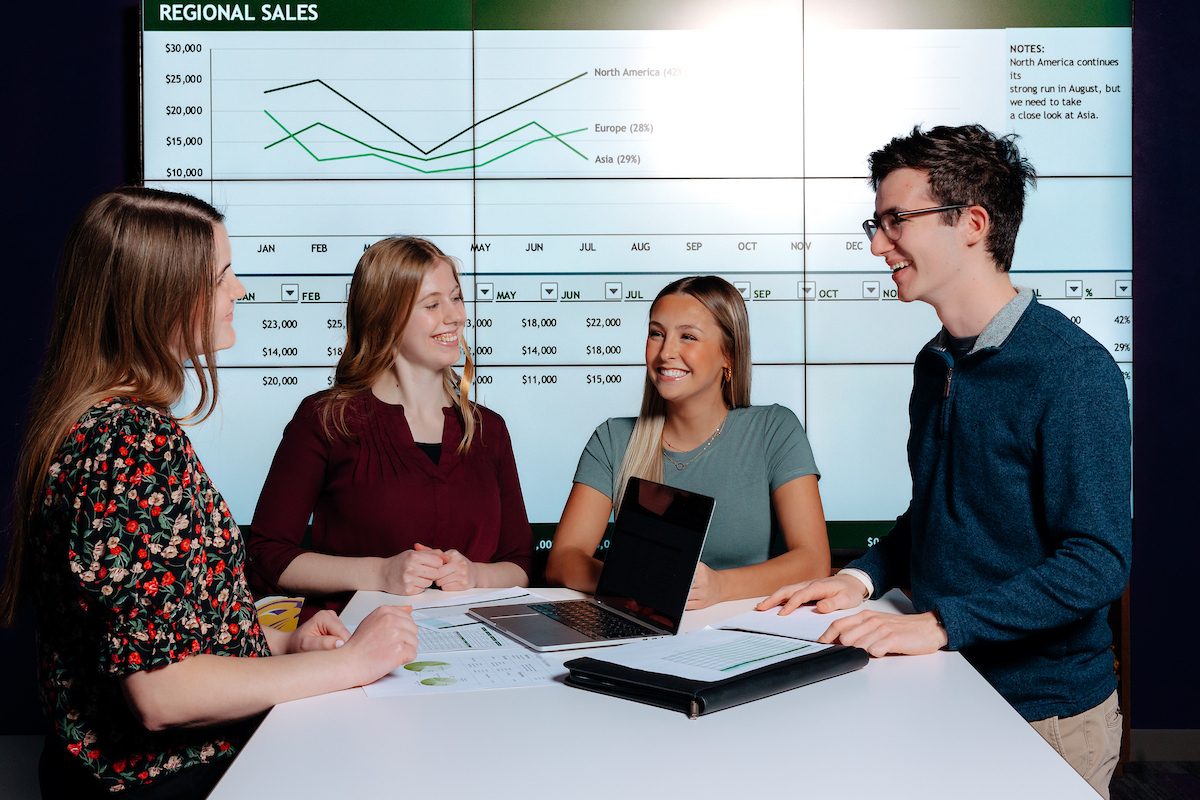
top-left (929, 286), bottom-right (1034, 355)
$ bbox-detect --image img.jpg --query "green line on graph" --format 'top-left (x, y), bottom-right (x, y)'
top-left (263, 72), bottom-right (588, 155)
top-left (263, 111), bottom-right (588, 173)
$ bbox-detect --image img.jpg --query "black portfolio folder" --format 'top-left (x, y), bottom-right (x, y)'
top-left (563, 641), bottom-right (869, 718)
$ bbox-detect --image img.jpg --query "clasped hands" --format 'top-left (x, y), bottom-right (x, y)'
top-left (380, 542), bottom-right (479, 594)
top-left (756, 574), bottom-right (948, 657)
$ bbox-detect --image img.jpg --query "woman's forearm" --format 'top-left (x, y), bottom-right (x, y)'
top-left (121, 648), bottom-right (359, 731)
top-left (473, 560), bottom-right (529, 588)
top-left (546, 483), bottom-right (613, 593)
top-left (713, 544), bottom-right (832, 604)
top-left (545, 545), bottom-right (604, 593)
top-left (276, 551), bottom-right (386, 595)
top-left (260, 623), bottom-right (289, 655)
top-left (122, 605), bottom-right (416, 731)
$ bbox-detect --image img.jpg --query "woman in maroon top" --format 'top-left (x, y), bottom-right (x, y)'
top-left (248, 238), bottom-right (533, 618)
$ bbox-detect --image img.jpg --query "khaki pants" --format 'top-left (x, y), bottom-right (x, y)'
top-left (1029, 690), bottom-right (1122, 799)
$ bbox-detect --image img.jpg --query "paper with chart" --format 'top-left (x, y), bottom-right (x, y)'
top-left (363, 650), bottom-right (566, 697)
top-left (587, 628), bottom-right (831, 682)
top-left (717, 605), bottom-right (865, 642)
top-left (355, 589), bottom-right (563, 695)
top-left (342, 589), bottom-right (544, 653)
top-left (410, 589), bottom-right (546, 652)
top-left (415, 622), bottom-right (511, 654)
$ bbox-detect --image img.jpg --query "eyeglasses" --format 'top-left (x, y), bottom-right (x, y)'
top-left (862, 205), bottom-right (970, 242)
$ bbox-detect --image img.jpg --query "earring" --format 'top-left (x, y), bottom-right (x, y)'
top-left (723, 366), bottom-right (732, 383)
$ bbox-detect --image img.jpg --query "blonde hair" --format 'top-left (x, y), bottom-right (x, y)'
top-left (1, 188), bottom-right (224, 625)
top-left (613, 276), bottom-right (752, 513)
top-left (316, 237), bottom-right (477, 453)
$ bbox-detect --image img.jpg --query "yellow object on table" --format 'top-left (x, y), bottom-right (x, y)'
top-left (255, 596), bottom-right (304, 632)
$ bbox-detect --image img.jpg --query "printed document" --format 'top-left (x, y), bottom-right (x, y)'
top-left (415, 620), bottom-right (511, 653)
top-left (718, 587), bottom-right (917, 640)
top-left (587, 628), bottom-right (831, 682)
top-left (363, 650), bottom-right (566, 697)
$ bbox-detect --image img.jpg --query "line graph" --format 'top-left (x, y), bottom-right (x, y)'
top-left (263, 71), bottom-right (587, 155)
top-left (263, 115), bottom-right (587, 173)
top-left (203, 35), bottom-right (809, 180)
top-left (260, 73), bottom-right (589, 173)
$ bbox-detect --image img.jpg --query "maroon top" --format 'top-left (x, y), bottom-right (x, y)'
top-left (247, 392), bottom-right (533, 618)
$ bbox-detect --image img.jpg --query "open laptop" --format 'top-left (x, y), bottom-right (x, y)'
top-left (468, 477), bottom-right (714, 652)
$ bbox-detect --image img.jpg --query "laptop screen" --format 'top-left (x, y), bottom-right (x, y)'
top-left (593, 477), bottom-right (714, 634)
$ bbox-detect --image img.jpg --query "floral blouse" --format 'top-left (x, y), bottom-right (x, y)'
top-left (32, 398), bottom-right (270, 792)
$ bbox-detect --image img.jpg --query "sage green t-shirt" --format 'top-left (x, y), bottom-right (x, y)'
top-left (572, 404), bottom-right (819, 571)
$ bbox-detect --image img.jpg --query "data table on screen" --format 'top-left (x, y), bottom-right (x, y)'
top-left (145, 3), bottom-right (1132, 546)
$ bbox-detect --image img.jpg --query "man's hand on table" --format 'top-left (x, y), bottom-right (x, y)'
top-left (756, 573), bottom-right (868, 615)
top-left (756, 574), bottom-right (948, 656)
top-left (815, 610), bottom-right (947, 655)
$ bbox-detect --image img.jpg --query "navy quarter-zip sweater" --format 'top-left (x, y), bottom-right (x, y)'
top-left (851, 288), bottom-right (1132, 721)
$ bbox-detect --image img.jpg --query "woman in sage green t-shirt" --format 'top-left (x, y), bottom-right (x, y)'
top-left (545, 276), bottom-right (830, 609)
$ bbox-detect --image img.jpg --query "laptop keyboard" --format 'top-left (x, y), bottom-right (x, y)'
top-left (529, 601), bottom-right (654, 640)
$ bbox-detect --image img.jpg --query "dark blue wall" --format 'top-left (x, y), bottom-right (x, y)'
top-left (0, 0), bottom-right (1195, 734)
top-left (0, 0), bottom-right (140, 735)
top-left (1129, 1), bottom-right (1200, 730)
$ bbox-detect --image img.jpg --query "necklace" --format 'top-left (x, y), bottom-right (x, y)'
top-left (662, 411), bottom-right (729, 471)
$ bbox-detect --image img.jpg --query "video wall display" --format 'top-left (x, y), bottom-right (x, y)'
top-left (144, 0), bottom-right (1132, 547)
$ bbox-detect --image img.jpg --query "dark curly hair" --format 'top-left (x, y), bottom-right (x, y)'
top-left (868, 124), bottom-right (1037, 272)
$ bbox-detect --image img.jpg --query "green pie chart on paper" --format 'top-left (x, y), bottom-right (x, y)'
top-left (404, 661), bottom-right (450, 673)
top-left (420, 676), bottom-right (458, 687)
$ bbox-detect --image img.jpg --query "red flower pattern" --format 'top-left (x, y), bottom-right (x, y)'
top-left (32, 399), bottom-right (269, 792)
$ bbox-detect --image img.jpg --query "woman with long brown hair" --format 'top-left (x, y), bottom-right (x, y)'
top-left (546, 275), bottom-right (830, 608)
top-left (247, 237), bottom-right (532, 619)
top-left (0, 188), bottom-right (418, 800)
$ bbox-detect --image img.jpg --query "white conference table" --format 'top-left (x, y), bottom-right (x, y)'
top-left (212, 587), bottom-right (1098, 800)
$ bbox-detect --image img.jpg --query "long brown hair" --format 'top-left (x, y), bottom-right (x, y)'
top-left (614, 276), bottom-right (752, 513)
top-left (317, 237), bottom-right (477, 453)
top-left (0, 187), bottom-right (225, 625)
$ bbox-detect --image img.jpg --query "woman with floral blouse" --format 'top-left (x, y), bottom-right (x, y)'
top-left (0, 188), bottom-right (420, 799)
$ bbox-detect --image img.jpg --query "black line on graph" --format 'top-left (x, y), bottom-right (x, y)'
top-left (263, 71), bottom-right (588, 156)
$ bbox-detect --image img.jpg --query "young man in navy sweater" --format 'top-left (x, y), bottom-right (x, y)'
top-left (760, 125), bottom-right (1131, 797)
